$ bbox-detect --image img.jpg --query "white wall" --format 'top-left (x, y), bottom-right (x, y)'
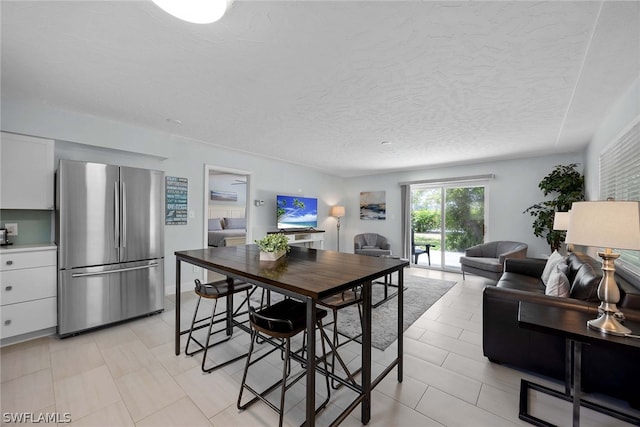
top-left (1, 98), bottom-right (343, 293)
top-left (342, 153), bottom-right (583, 259)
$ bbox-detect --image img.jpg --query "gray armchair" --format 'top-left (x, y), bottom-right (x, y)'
top-left (354, 233), bottom-right (391, 257)
top-left (459, 241), bottom-right (528, 281)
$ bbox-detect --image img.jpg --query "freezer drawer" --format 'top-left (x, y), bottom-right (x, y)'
top-left (58, 259), bottom-right (164, 336)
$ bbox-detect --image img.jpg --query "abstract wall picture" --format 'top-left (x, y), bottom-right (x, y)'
top-left (211, 190), bottom-right (238, 202)
top-left (360, 191), bottom-right (386, 220)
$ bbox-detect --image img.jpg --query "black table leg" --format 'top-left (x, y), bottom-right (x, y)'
top-left (175, 259), bottom-right (181, 355)
top-left (572, 341), bottom-right (581, 427)
top-left (361, 280), bottom-right (372, 424)
top-left (397, 268), bottom-right (403, 383)
top-left (305, 296), bottom-right (316, 427)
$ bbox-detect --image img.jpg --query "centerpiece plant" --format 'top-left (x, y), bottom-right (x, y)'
top-left (255, 233), bottom-right (290, 261)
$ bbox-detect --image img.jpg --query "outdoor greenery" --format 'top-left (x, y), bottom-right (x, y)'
top-left (412, 209), bottom-right (440, 232)
top-left (255, 233), bottom-right (290, 253)
top-left (444, 187), bottom-right (484, 250)
top-left (523, 163), bottom-right (584, 252)
top-left (412, 186), bottom-right (484, 252)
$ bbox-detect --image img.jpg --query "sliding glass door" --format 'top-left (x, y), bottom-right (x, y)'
top-left (411, 184), bottom-right (486, 270)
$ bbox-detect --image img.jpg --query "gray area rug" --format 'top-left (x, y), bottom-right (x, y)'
top-left (335, 275), bottom-right (457, 351)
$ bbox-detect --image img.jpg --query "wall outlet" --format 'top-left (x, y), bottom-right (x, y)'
top-left (4, 223), bottom-right (18, 236)
top-left (192, 266), bottom-right (199, 273)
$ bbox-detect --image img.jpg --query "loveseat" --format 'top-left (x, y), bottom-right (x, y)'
top-left (460, 241), bottom-right (528, 281)
top-left (483, 252), bottom-right (640, 408)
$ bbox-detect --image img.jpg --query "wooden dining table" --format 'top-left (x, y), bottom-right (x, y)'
top-left (174, 244), bottom-right (409, 427)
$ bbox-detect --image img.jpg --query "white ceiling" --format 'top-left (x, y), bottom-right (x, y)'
top-left (2, 1), bottom-right (639, 177)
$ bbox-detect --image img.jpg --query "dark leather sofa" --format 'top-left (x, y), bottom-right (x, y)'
top-left (483, 252), bottom-right (640, 408)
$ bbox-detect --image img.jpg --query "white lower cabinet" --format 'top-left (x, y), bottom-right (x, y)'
top-left (1, 298), bottom-right (57, 338)
top-left (0, 245), bottom-right (57, 343)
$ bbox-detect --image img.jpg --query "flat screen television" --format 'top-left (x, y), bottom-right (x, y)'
top-left (276, 195), bottom-right (318, 229)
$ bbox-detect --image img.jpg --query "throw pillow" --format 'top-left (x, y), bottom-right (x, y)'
top-left (224, 217), bottom-right (246, 229)
top-left (541, 250), bottom-right (565, 285)
top-left (208, 218), bottom-right (223, 231)
top-left (556, 260), bottom-right (569, 276)
top-left (545, 264), bottom-right (570, 297)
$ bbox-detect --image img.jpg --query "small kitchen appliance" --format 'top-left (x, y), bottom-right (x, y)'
top-left (0, 228), bottom-right (11, 246)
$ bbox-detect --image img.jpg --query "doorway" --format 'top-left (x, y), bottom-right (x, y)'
top-left (411, 184), bottom-right (486, 270)
top-left (203, 165), bottom-right (251, 281)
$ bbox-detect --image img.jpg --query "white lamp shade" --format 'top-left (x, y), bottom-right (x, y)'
top-left (330, 206), bottom-right (345, 217)
top-left (565, 201), bottom-right (640, 251)
top-left (152, 0), bottom-right (233, 24)
top-left (553, 211), bottom-right (570, 231)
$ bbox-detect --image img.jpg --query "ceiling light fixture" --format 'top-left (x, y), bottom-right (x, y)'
top-left (151, 0), bottom-right (234, 24)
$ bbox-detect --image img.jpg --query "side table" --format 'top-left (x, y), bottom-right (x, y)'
top-left (517, 301), bottom-right (640, 427)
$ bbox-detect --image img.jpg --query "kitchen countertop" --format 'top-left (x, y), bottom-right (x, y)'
top-left (0, 243), bottom-right (57, 253)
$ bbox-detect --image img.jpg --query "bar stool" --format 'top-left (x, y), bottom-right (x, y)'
top-left (185, 278), bottom-right (254, 373)
top-left (317, 287), bottom-right (363, 389)
top-left (237, 298), bottom-right (331, 427)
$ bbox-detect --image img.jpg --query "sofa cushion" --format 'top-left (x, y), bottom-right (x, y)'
top-left (541, 250), bottom-right (565, 285)
top-left (459, 256), bottom-right (502, 273)
top-left (497, 272), bottom-right (545, 293)
top-left (569, 260), bottom-right (601, 302)
top-left (545, 265), bottom-right (570, 297)
top-left (224, 217), bottom-right (246, 229)
top-left (566, 252), bottom-right (600, 283)
top-left (208, 218), bottom-right (223, 231)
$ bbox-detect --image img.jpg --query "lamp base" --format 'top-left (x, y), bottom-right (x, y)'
top-left (587, 312), bottom-right (631, 336)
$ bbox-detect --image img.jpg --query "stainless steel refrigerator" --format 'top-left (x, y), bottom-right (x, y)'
top-left (57, 160), bottom-right (165, 336)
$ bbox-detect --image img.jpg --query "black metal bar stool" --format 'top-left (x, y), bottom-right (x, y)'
top-left (237, 298), bottom-right (331, 427)
top-left (317, 287), bottom-right (363, 389)
top-left (185, 278), bottom-right (254, 373)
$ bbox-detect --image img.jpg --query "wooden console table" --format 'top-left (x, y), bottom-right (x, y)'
top-left (517, 302), bottom-right (640, 427)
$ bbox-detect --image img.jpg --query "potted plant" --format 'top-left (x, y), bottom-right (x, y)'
top-left (255, 233), bottom-right (290, 261)
top-left (523, 163), bottom-right (584, 252)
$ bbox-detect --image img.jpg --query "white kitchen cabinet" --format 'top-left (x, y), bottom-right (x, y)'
top-left (1, 244), bottom-right (57, 343)
top-left (0, 132), bottom-right (54, 209)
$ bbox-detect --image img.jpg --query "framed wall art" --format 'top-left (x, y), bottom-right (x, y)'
top-left (360, 191), bottom-right (386, 220)
top-left (166, 176), bottom-right (188, 225)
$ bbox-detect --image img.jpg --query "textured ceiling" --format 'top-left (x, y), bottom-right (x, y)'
top-left (2, 1), bottom-right (639, 177)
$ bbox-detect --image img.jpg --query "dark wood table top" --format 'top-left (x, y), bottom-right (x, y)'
top-left (175, 245), bottom-right (409, 300)
top-left (518, 301), bottom-right (640, 349)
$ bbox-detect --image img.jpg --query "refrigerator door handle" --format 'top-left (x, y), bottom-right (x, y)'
top-left (114, 181), bottom-right (120, 249)
top-left (121, 181), bottom-right (127, 248)
top-left (71, 262), bottom-right (159, 278)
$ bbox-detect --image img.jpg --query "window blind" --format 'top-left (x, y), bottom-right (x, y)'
top-left (599, 116), bottom-right (640, 273)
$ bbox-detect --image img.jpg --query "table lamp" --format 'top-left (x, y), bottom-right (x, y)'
top-left (553, 211), bottom-right (571, 254)
top-left (553, 211), bottom-right (570, 231)
top-left (330, 206), bottom-right (345, 252)
top-left (565, 201), bottom-right (640, 336)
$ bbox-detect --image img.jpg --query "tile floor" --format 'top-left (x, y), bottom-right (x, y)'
top-left (1, 268), bottom-right (638, 427)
